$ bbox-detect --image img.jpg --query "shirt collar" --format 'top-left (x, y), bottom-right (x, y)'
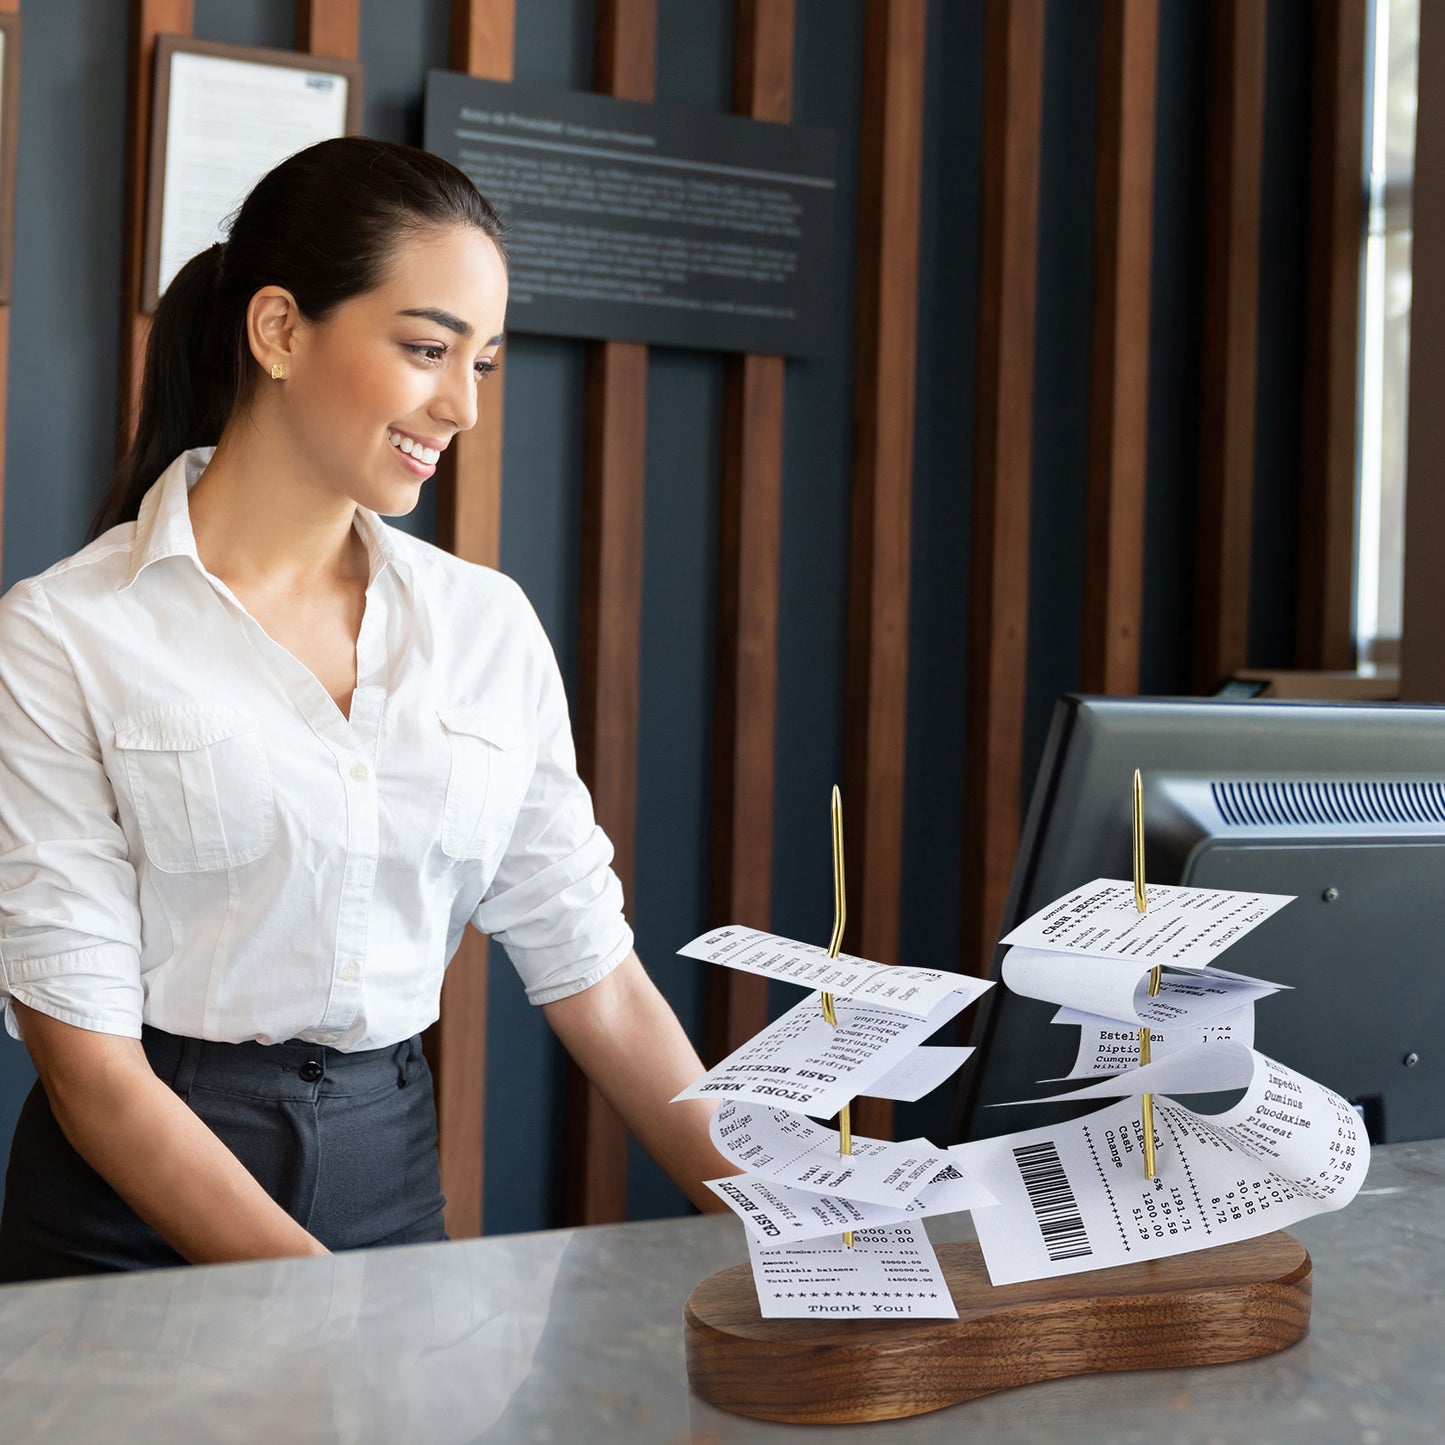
top-left (121, 447), bottom-right (211, 589)
top-left (122, 446), bottom-right (416, 592)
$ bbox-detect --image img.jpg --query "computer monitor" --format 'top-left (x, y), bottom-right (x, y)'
top-left (953, 695), bottom-right (1445, 1145)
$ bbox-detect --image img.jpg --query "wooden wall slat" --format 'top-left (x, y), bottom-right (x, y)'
top-left (1193, 1), bottom-right (1267, 695)
top-left (419, 0), bottom-right (516, 1245)
top-left (439, 0), bottom-right (513, 573)
top-left (1081, 0), bottom-right (1158, 697)
top-left (706, 0), bottom-right (793, 1062)
top-left (960, 0), bottom-right (1045, 987)
top-left (1401, 0), bottom-right (1445, 700)
top-left (1297, 0), bottom-right (1366, 672)
top-left (121, 0), bottom-right (195, 449)
top-left (567, 0), bottom-right (656, 1226)
top-left (295, 0), bottom-right (359, 60)
top-left (451, 0), bottom-right (515, 76)
top-left (844, 0), bottom-right (927, 1143)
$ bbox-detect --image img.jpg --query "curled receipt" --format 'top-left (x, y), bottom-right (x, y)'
top-left (954, 1043), bottom-right (1370, 1285)
top-left (1003, 945), bottom-right (1282, 1028)
top-left (679, 924), bottom-right (987, 1018)
top-left (709, 1099), bottom-right (951, 1205)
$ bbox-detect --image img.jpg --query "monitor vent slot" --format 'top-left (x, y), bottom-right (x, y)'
top-left (1212, 780), bottom-right (1445, 828)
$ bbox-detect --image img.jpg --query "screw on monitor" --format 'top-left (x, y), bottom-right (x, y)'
top-left (1404, 1053), bottom-right (1420, 1068)
top-left (1322, 887), bottom-right (1339, 903)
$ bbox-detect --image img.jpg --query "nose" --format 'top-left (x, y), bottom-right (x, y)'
top-left (431, 364), bottom-right (479, 434)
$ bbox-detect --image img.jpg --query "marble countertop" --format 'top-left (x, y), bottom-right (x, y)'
top-left (0, 1138), bottom-right (1441, 1444)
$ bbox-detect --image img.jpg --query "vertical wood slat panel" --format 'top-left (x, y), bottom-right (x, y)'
top-left (411, 0), bottom-right (517, 1244)
top-left (440, 0), bottom-right (514, 572)
top-left (844, 0), bottom-right (927, 1143)
top-left (1193, 1), bottom-right (1267, 694)
top-left (1297, 0), bottom-right (1366, 672)
top-left (1401, 0), bottom-right (1445, 700)
top-left (295, 0), bottom-right (359, 59)
top-left (567, 0), bottom-right (656, 1226)
top-left (1081, 0), bottom-right (1158, 697)
top-left (121, 0), bottom-right (195, 450)
top-left (960, 0), bottom-right (1045, 986)
top-left (706, 0), bottom-right (793, 1062)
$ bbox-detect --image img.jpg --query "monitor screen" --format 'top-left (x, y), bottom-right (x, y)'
top-left (953, 695), bottom-right (1445, 1145)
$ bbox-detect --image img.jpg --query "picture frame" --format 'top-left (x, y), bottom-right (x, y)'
top-left (143, 35), bottom-right (363, 312)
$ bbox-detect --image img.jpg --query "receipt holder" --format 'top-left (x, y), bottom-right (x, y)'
top-left (683, 777), bottom-right (1314, 1424)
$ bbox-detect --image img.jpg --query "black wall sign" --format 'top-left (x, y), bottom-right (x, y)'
top-left (424, 72), bottom-right (837, 358)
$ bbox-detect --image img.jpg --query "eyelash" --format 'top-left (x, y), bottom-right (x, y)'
top-left (404, 343), bottom-right (497, 379)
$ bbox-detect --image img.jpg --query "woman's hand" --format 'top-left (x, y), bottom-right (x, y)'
top-left (14, 1001), bottom-right (330, 1263)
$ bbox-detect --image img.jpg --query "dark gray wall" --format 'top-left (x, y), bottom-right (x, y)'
top-left (0, 1), bottom-right (1311, 1235)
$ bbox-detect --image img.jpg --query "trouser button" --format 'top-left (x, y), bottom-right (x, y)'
top-left (299, 1060), bottom-right (324, 1083)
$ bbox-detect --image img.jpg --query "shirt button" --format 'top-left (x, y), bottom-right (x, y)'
top-left (340, 962), bottom-right (361, 982)
top-left (314, 1032), bottom-right (337, 1044)
top-left (350, 762), bottom-right (370, 782)
top-left (299, 1060), bottom-right (323, 1083)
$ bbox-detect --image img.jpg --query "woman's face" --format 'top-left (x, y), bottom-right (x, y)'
top-left (280, 224), bottom-right (509, 516)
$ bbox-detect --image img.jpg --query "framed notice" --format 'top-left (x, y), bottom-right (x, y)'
top-left (0, 12), bottom-right (21, 305)
top-left (424, 72), bottom-right (837, 358)
top-left (143, 36), bottom-right (363, 311)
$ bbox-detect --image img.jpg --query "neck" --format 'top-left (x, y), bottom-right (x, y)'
top-left (187, 415), bottom-right (367, 590)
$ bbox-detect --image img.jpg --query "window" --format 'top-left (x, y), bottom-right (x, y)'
top-left (1357, 0), bottom-right (1418, 671)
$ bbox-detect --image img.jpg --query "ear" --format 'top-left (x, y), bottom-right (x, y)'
top-left (244, 286), bottom-right (305, 379)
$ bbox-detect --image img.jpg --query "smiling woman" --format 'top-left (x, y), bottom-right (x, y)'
top-left (0, 137), bottom-right (730, 1281)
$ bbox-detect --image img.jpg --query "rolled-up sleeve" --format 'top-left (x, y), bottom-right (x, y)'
top-left (0, 582), bottom-right (144, 1039)
top-left (471, 601), bottom-right (633, 1005)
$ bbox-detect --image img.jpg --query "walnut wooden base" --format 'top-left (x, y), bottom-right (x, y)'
top-left (684, 1232), bottom-right (1311, 1424)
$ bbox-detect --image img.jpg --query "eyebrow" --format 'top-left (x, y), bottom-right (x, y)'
top-left (395, 307), bottom-right (505, 347)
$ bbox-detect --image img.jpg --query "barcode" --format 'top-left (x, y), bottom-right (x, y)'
top-left (1013, 1140), bottom-right (1092, 1260)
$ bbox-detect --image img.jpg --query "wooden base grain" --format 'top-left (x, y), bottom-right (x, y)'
top-left (684, 1232), bottom-right (1312, 1424)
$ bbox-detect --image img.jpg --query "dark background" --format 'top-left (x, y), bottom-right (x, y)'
top-left (0, 0), bottom-right (1310, 1234)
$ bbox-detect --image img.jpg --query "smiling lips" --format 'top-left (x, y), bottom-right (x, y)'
top-left (387, 429), bottom-right (442, 467)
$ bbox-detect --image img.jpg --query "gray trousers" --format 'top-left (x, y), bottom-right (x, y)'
top-left (0, 1026), bottom-right (447, 1283)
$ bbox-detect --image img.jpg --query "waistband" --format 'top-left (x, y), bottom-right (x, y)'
top-left (142, 1025), bottom-right (426, 1101)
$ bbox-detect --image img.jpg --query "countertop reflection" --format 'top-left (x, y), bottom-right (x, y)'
top-left (1, 1139), bottom-right (1441, 1444)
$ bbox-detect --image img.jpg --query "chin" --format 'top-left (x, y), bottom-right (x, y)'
top-left (367, 488), bottom-right (425, 518)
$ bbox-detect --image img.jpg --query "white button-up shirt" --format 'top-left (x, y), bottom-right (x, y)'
top-left (0, 449), bottom-right (632, 1049)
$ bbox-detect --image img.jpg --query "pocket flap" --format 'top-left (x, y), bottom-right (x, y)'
top-left (437, 704), bottom-right (528, 751)
top-left (114, 706), bottom-right (260, 752)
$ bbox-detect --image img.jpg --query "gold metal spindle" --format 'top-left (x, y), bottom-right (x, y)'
top-left (1134, 769), bottom-right (1159, 1180)
top-left (823, 785), bottom-right (854, 1246)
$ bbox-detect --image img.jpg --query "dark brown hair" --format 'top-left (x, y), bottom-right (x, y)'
top-left (92, 137), bottom-right (505, 538)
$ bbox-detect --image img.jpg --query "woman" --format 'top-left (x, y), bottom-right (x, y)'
top-left (0, 138), bottom-right (728, 1280)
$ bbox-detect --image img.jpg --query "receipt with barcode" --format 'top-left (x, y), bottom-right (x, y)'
top-left (951, 1044), bottom-right (1370, 1285)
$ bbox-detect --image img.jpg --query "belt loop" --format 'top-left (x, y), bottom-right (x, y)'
top-left (173, 1036), bottom-right (202, 1101)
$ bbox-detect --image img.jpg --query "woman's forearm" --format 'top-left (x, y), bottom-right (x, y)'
top-left (542, 952), bottom-right (737, 1211)
top-left (16, 1001), bottom-right (328, 1264)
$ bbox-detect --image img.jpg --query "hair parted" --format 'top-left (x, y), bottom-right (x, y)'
top-left (92, 137), bottom-right (506, 539)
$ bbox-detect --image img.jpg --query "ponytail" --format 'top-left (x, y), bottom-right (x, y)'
top-left (93, 243), bottom-right (246, 538)
top-left (89, 138), bottom-right (506, 540)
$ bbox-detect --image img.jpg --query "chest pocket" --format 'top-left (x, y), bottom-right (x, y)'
top-left (438, 705), bottom-right (534, 863)
top-left (113, 707), bottom-right (277, 874)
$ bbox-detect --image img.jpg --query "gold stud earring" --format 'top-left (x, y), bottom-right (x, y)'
top-left (270, 362), bottom-right (286, 380)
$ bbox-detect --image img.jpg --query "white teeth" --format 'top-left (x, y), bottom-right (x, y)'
top-left (388, 432), bottom-right (440, 465)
